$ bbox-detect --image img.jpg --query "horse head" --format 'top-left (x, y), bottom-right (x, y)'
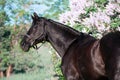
top-left (20, 12), bottom-right (47, 52)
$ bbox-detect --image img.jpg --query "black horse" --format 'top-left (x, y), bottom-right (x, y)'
top-left (20, 13), bottom-right (120, 80)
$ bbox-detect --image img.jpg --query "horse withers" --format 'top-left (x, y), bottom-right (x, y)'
top-left (20, 12), bottom-right (120, 80)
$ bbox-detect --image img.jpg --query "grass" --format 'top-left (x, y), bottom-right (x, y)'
top-left (0, 73), bottom-right (44, 80)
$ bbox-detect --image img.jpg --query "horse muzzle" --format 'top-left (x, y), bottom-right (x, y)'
top-left (20, 40), bottom-right (31, 52)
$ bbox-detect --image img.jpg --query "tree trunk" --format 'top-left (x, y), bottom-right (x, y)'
top-left (0, 71), bottom-right (4, 78)
top-left (6, 65), bottom-right (13, 78)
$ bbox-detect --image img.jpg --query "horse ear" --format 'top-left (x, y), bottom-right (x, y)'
top-left (33, 12), bottom-right (39, 20)
top-left (31, 15), bottom-right (34, 20)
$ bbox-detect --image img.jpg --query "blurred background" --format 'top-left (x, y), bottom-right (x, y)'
top-left (0, 0), bottom-right (119, 80)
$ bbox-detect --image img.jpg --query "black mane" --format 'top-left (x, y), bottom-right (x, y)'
top-left (48, 19), bottom-right (81, 35)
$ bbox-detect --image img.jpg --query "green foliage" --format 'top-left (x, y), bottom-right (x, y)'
top-left (0, 0), bottom-right (6, 5)
top-left (0, 9), bottom-right (7, 26)
top-left (0, 52), bottom-right (11, 71)
top-left (94, 0), bottom-right (108, 9)
top-left (110, 17), bottom-right (120, 31)
top-left (0, 0), bottom-right (9, 27)
top-left (51, 51), bottom-right (65, 80)
top-left (0, 27), bottom-right (11, 52)
top-left (0, 27), bottom-right (12, 72)
top-left (12, 52), bottom-right (35, 73)
top-left (44, 0), bottom-right (69, 19)
top-left (54, 60), bottom-right (65, 80)
top-left (94, 0), bottom-right (107, 4)
top-left (85, 6), bottom-right (97, 14)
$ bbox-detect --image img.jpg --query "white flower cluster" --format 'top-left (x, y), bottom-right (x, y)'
top-left (82, 11), bottom-right (111, 32)
top-left (105, 2), bottom-right (120, 16)
top-left (59, 0), bottom-right (120, 37)
top-left (59, 0), bottom-right (93, 26)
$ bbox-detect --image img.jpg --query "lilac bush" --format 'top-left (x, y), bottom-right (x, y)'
top-left (59, 0), bottom-right (120, 38)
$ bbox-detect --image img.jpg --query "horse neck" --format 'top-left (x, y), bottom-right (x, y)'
top-left (45, 20), bottom-right (80, 58)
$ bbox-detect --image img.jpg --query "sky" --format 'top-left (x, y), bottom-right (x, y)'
top-left (4, 0), bottom-right (50, 25)
top-left (30, 4), bottom-right (48, 14)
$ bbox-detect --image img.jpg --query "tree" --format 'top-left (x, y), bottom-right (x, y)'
top-left (0, 0), bottom-right (7, 27)
top-left (0, 0), bottom-right (70, 78)
top-left (43, 0), bottom-right (69, 19)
